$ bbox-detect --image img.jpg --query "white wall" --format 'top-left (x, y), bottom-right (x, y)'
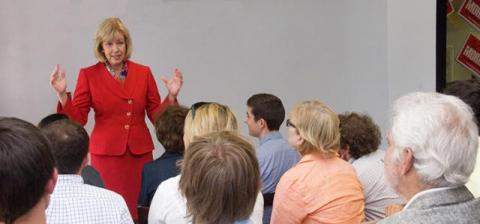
top-left (387, 0), bottom-right (437, 105)
top-left (0, 0), bottom-right (436, 156)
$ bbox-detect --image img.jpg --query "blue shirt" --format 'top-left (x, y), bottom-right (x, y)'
top-left (258, 132), bottom-right (300, 224)
top-left (258, 131), bottom-right (300, 193)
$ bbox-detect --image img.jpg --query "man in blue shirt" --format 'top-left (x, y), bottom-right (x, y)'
top-left (245, 93), bottom-right (300, 224)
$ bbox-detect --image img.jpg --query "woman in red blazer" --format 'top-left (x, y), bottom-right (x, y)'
top-left (49, 17), bottom-right (183, 219)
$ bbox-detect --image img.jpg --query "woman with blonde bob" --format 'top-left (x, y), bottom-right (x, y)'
top-left (149, 102), bottom-right (264, 224)
top-left (271, 100), bottom-right (365, 224)
top-left (180, 131), bottom-right (260, 224)
top-left (49, 17), bottom-right (184, 219)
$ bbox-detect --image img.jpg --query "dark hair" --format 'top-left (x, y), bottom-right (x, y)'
top-left (179, 131), bottom-right (260, 224)
top-left (339, 112), bottom-right (381, 159)
top-left (38, 113), bottom-right (69, 128)
top-left (443, 79), bottom-right (480, 131)
top-left (0, 117), bottom-right (55, 223)
top-left (155, 105), bottom-right (189, 152)
top-left (246, 93), bottom-right (285, 131)
top-left (40, 119), bottom-right (89, 174)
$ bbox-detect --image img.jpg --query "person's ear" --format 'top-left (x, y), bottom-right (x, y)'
top-left (258, 118), bottom-right (267, 129)
top-left (46, 168), bottom-right (58, 194)
top-left (339, 144), bottom-right (351, 161)
top-left (400, 148), bottom-right (414, 175)
top-left (81, 156), bottom-right (88, 170)
top-left (292, 134), bottom-right (304, 148)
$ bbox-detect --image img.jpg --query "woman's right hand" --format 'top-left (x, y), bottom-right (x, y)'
top-left (49, 64), bottom-right (68, 104)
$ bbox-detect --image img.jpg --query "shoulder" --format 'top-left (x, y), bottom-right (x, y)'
top-left (149, 175), bottom-right (187, 223)
top-left (127, 60), bottom-right (151, 72)
top-left (277, 164), bottom-right (302, 187)
top-left (352, 153), bottom-right (383, 175)
top-left (83, 184), bottom-right (127, 204)
top-left (156, 175), bottom-right (181, 192)
top-left (143, 160), bottom-right (160, 172)
top-left (259, 136), bottom-right (297, 156)
top-left (80, 62), bottom-right (105, 74)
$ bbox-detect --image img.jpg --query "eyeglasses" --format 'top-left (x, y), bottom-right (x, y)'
top-left (190, 102), bottom-right (211, 119)
top-left (286, 119), bottom-right (296, 128)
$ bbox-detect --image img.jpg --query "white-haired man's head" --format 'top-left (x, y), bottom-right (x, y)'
top-left (384, 92), bottom-right (478, 199)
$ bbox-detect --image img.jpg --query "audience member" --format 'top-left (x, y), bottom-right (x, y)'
top-left (148, 102), bottom-right (263, 224)
top-left (38, 113), bottom-right (104, 188)
top-left (378, 92), bottom-right (480, 223)
top-left (0, 117), bottom-right (57, 224)
top-left (245, 93), bottom-right (300, 223)
top-left (179, 131), bottom-right (260, 224)
top-left (41, 119), bottom-right (133, 223)
top-left (271, 100), bottom-right (364, 223)
top-left (338, 112), bottom-right (404, 221)
top-left (443, 78), bottom-right (480, 197)
top-left (138, 105), bottom-right (189, 207)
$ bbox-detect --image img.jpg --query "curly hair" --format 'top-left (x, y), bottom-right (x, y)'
top-left (339, 112), bottom-right (381, 159)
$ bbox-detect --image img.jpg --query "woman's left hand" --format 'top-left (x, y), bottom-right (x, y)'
top-left (160, 68), bottom-right (184, 100)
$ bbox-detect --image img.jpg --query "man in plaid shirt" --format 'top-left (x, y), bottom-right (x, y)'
top-left (42, 119), bottom-right (133, 224)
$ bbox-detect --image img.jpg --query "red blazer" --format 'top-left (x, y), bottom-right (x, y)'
top-left (58, 60), bottom-right (173, 156)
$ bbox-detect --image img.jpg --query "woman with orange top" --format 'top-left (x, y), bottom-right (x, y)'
top-left (271, 100), bottom-right (365, 224)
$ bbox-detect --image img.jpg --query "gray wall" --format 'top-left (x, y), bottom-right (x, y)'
top-left (0, 0), bottom-right (435, 157)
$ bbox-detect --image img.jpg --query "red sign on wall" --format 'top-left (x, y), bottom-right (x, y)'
top-left (457, 33), bottom-right (480, 77)
top-left (447, 0), bottom-right (454, 16)
top-left (459, 0), bottom-right (480, 30)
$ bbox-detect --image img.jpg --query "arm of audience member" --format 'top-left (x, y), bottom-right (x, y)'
top-left (384, 204), bottom-right (405, 217)
top-left (270, 184), bottom-right (307, 223)
top-left (250, 192), bottom-right (264, 224)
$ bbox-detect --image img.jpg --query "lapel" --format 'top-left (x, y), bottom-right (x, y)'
top-left (406, 186), bottom-right (473, 210)
top-left (123, 60), bottom-right (140, 97)
top-left (98, 60), bottom-right (139, 99)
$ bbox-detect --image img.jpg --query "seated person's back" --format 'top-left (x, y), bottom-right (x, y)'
top-left (379, 92), bottom-right (480, 224)
top-left (148, 102), bottom-right (264, 224)
top-left (179, 131), bottom-right (261, 224)
top-left (0, 117), bottom-right (57, 224)
top-left (39, 113), bottom-right (105, 188)
top-left (138, 105), bottom-right (188, 207)
top-left (41, 119), bottom-right (133, 224)
top-left (443, 79), bottom-right (480, 198)
top-left (245, 93), bottom-right (301, 223)
top-left (339, 112), bottom-right (404, 221)
top-left (271, 100), bottom-right (364, 224)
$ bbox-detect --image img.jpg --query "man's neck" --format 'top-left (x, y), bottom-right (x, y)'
top-left (14, 197), bottom-right (48, 224)
top-left (258, 129), bottom-right (274, 140)
top-left (399, 174), bottom-right (432, 201)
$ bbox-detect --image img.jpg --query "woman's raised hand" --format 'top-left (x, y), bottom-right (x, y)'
top-left (50, 64), bottom-right (68, 105)
top-left (50, 64), bottom-right (67, 95)
top-left (160, 68), bottom-right (184, 101)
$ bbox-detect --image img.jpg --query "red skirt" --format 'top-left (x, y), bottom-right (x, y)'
top-left (91, 148), bottom-right (152, 220)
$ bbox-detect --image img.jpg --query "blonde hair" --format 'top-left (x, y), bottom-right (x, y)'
top-left (290, 100), bottom-right (340, 155)
top-left (179, 131), bottom-right (260, 224)
top-left (183, 103), bottom-right (238, 149)
top-left (93, 17), bottom-right (132, 62)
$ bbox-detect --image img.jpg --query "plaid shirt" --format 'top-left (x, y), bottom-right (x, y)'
top-left (46, 175), bottom-right (133, 224)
